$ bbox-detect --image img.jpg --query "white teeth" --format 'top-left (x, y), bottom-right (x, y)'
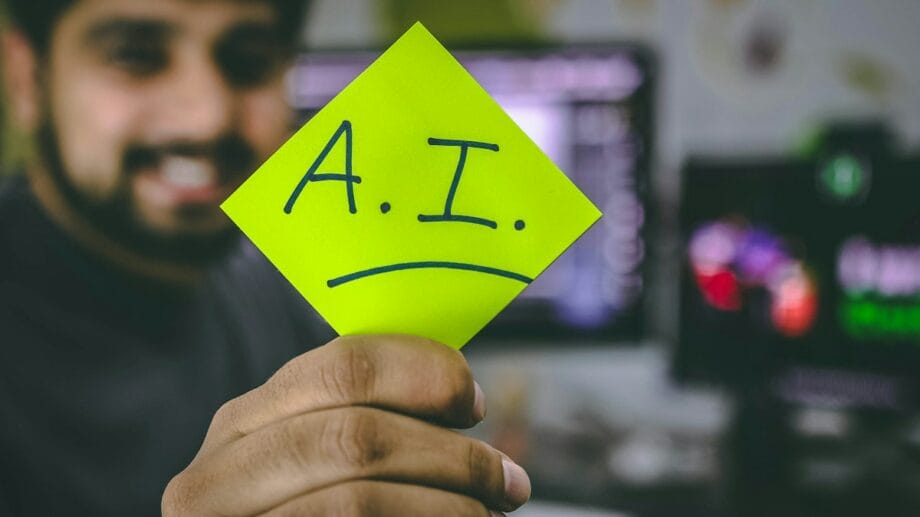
top-left (161, 157), bottom-right (216, 189)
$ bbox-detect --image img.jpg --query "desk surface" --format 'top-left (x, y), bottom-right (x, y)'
top-left (517, 500), bottom-right (629, 517)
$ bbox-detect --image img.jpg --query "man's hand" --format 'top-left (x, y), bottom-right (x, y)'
top-left (161, 335), bottom-right (531, 516)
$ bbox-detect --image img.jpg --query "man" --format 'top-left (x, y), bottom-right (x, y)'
top-left (0, 1), bottom-right (530, 515)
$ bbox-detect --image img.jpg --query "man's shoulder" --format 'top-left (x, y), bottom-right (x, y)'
top-left (211, 240), bottom-right (312, 318)
top-left (0, 173), bottom-right (31, 268)
top-left (0, 172), bottom-right (28, 208)
top-left (212, 240), bottom-right (298, 299)
top-left (208, 240), bottom-right (335, 350)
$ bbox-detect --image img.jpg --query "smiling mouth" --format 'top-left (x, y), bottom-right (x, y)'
top-left (326, 261), bottom-right (533, 288)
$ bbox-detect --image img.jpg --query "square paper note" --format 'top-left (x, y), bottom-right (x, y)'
top-left (222, 23), bottom-right (602, 349)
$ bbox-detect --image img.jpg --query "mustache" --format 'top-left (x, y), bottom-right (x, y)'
top-left (122, 134), bottom-right (257, 177)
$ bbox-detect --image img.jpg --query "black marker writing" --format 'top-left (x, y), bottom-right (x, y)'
top-left (418, 138), bottom-right (499, 229)
top-left (285, 120), bottom-right (361, 215)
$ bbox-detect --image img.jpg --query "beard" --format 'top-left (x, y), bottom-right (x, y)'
top-left (36, 119), bottom-right (257, 269)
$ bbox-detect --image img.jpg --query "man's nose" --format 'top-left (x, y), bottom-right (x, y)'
top-left (156, 60), bottom-right (237, 142)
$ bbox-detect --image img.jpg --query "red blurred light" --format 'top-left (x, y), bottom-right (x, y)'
top-left (695, 268), bottom-right (742, 312)
top-left (771, 275), bottom-right (818, 336)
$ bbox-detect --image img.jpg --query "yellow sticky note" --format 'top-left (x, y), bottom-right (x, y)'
top-left (221, 23), bottom-right (601, 349)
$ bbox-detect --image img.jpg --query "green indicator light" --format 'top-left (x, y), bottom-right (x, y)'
top-left (819, 154), bottom-right (867, 202)
top-left (841, 297), bottom-right (920, 340)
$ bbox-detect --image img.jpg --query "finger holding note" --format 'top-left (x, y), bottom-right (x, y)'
top-left (162, 335), bottom-right (530, 516)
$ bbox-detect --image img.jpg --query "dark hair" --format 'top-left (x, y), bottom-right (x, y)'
top-left (5, 0), bottom-right (310, 54)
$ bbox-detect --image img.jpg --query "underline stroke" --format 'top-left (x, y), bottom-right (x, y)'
top-left (326, 261), bottom-right (533, 288)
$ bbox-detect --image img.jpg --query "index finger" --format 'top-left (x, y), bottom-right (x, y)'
top-left (197, 334), bottom-right (483, 456)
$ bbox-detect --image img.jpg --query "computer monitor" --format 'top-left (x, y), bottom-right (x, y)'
top-left (675, 155), bottom-right (920, 406)
top-left (289, 44), bottom-right (654, 341)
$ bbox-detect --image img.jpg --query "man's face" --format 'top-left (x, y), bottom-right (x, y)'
top-left (42, 0), bottom-right (293, 263)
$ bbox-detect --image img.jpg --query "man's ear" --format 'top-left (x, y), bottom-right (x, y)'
top-left (1, 29), bottom-right (41, 133)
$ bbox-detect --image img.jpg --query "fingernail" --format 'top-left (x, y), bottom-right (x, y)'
top-left (490, 512), bottom-right (506, 517)
top-left (501, 457), bottom-right (531, 509)
top-left (473, 381), bottom-right (487, 421)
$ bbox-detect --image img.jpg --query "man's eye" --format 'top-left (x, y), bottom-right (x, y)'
top-left (106, 43), bottom-right (168, 75)
top-left (217, 44), bottom-right (284, 88)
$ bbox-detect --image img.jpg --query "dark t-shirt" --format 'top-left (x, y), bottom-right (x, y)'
top-left (0, 174), bottom-right (332, 515)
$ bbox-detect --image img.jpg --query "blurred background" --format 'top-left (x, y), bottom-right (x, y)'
top-left (4, 0), bottom-right (920, 515)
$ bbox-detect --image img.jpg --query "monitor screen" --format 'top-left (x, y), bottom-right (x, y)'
top-left (675, 155), bottom-right (920, 405)
top-left (289, 45), bottom-right (654, 341)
